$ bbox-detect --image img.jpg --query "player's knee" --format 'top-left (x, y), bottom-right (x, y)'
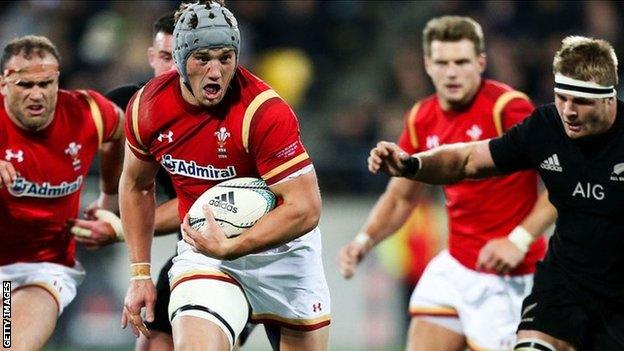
top-left (169, 278), bottom-right (249, 347)
top-left (514, 338), bottom-right (556, 351)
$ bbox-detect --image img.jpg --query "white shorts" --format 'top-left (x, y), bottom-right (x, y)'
top-left (0, 261), bottom-right (85, 315)
top-left (409, 250), bottom-right (533, 350)
top-left (169, 227), bottom-right (331, 330)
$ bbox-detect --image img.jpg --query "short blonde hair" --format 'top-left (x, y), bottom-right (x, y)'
top-left (553, 36), bottom-right (618, 86)
top-left (422, 16), bottom-right (484, 57)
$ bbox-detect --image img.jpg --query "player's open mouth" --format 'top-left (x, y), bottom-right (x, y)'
top-left (26, 104), bottom-right (45, 116)
top-left (204, 84), bottom-right (221, 99)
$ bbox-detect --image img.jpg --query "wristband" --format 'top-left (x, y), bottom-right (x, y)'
top-left (401, 156), bottom-right (422, 177)
top-left (353, 232), bottom-right (372, 247)
top-left (130, 263), bottom-right (151, 278)
top-left (507, 226), bottom-right (534, 253)
top-left (94, 209), bottom-right (124, 242)
top-left (130, 275), bottom-right (152, 281)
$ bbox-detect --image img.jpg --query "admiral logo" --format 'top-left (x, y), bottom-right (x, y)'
top-left (540, 154), bottom-right (563, 172)
top-left (8, 175), bottom-right (83, 198)
top-left (4, 149), bottom-right (23, 163)
top-left (208, 192), bottom-right (238, 213)
top-left (161, 154), bottom-right (236, 181)
top-left (610, 162), bottom-right (624, 182)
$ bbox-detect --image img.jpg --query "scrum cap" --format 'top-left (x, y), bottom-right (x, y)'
top-left (173, 1), bottom-right (240, 89)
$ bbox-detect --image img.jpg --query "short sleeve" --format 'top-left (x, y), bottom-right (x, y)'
top-left (249, 100), bottom-right (312, 185)
top-left (501, 95), bottom-right (535, 132)
top-left (124, 87), bottom-right (153, 161)
top-left (80, 89), bottom-right (121, 144)
top-left (489, 110), bottom-right (540, 173)
top-left (396, 102), bottom-right (422, 154)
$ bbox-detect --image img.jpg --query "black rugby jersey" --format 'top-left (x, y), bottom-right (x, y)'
top-left (490, 101), bottom-right (624, 297)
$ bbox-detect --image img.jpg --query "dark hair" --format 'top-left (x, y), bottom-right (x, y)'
top-left (422, 16), bottom-right (484, 57)
top-left (153, 13), bottom-right (175, 38)
top-left (1, 35), bottom-right (60, 71)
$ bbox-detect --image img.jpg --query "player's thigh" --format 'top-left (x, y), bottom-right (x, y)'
top-left (279, 325), bottom-right (329, 351)
top-left (516, 330), bottom-right (575, 351)
top-left (135, 331), bottom-right (173, 351)
top-left (172, 315), bottom-right (229, 351)
top-left (10, 286), bottom-right (58, 350)
top-left (168, 276), bottom-right (249, 349)
top-left (407, 317), bottom-right (466, 351)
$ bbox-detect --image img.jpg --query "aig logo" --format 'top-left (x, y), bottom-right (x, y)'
top-left (572, 182), bottom-right (604, 200)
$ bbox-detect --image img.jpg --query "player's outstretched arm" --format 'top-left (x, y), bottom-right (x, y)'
top-left (368, 140), bottom-right (500, 184)
top-left (119, 144), bottom-right (160, 338)
top-left (95, 106), bottom-right (125, 213)
top-left (338, 178), bottom-right (422, 279)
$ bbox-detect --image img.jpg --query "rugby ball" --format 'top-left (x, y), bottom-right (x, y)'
top-left (187, 177), bottom-right (277, 238)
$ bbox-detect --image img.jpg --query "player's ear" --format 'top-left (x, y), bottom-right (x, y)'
top-left (478, 53), bottom-right (486, 74)
top-left (0, 76), bottom-right (7, 96)
top-left (147, 47), bottom-right (156, 68)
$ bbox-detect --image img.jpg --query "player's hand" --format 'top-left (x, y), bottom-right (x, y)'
top-left (368, 141), bottom-right (411, 176)
top-left (182, 205), bottom-right (236, 260)
top-left (337, 241), bottom-right (368, 279)
top-left (0, 160), bottom-right (17, 188)
top-left (121, 279), bottom-right (155, 339)
top-left (476, 237), bottom-right (525, 274)
top-left (69, 209), bottom-right (122, 249)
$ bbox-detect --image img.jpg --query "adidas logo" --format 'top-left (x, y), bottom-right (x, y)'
top-left (540, 154), bottom-right (563, 172)
top-left (208, 191), bottom-right (238, 213)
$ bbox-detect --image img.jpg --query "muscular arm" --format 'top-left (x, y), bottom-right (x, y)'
top-left (99, 107), bottom-right (125, 196)
top-left (119, 145), bottom-right (160, 263)
top-left (226, 171), bottom-right (321, 259)
top-left (369, 140), bottom-right (502, 184)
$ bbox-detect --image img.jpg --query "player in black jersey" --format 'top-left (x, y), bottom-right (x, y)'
top-left (367, 36), bottom-right (624, 351)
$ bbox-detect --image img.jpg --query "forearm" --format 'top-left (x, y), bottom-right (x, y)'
top-left (154, 198), bottom-right (180, 236)
top-left (120, 179), bottom-right (156, 263)
top-left (99, 138), bottom-right (124, 194)
top-left (229, 200), bottom-right (320, 258)
top-left (519, 190), bottom-right (557, 237)
top-left (359, 188), bottom-right (420, 249)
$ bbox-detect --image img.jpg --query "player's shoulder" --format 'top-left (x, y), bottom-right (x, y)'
top-left (480, 79), bottom-right (530, 102)
top-left (234, 66), bottom-right (285, 111)
top-left (57, 89), bottom-right (109, 115)
top-left (407, 94), bottom-right (438, 122)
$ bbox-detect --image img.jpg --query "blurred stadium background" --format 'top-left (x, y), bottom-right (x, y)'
top-left (1, 1), bottom-right (621, 350)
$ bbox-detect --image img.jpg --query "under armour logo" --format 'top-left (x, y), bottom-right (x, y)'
top-left (5, 149), bottom-right (24, 163)
top-left (158, 130), bottom-right (174, 143)
top-left (312, 302), bottom-right (322, 312)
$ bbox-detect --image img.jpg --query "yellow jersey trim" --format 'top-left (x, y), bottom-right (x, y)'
top-left (262, 152), bottom-right (309, 181)
top-left (78, 90), bottom-right (104, 147)
top-left (242, 89), bottom-right (280, 153)
top-left (492, 91), bottom-right (530, 136)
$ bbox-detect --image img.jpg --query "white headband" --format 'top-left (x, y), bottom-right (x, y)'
top-left (554, 74), bottom-right (616, 98)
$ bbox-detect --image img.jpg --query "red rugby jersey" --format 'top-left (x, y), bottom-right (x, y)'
top-left (125, 67), bottom-right (312, 220)
top-left (397, 80), bottom-right (547, 274)
top-left (0, 90), bottom-right (120, 266)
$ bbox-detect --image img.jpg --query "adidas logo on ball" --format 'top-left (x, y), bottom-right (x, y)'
top-left (208, 192), bottom-right (238, 213)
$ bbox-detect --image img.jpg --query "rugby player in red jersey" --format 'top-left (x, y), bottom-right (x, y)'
top-left (338, 16), bottom-right (556, 351)
top-left (119, 1), bottom-right (330, 350)
top-left (0, 35), bottom-right (123, 350)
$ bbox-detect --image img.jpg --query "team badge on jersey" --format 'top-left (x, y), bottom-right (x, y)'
top-left (64, 142), bottom-right (82, 171)
top-left (5, 149), bottom-right (24, 163)
top-left (466, 125), bottom-right (483, 141)
top-left (215, 127), bottom-right (230, 158)
top-left (426, 135), bottom-right (440, 149)
top-left (610, 162), bottom-right (624, 182)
